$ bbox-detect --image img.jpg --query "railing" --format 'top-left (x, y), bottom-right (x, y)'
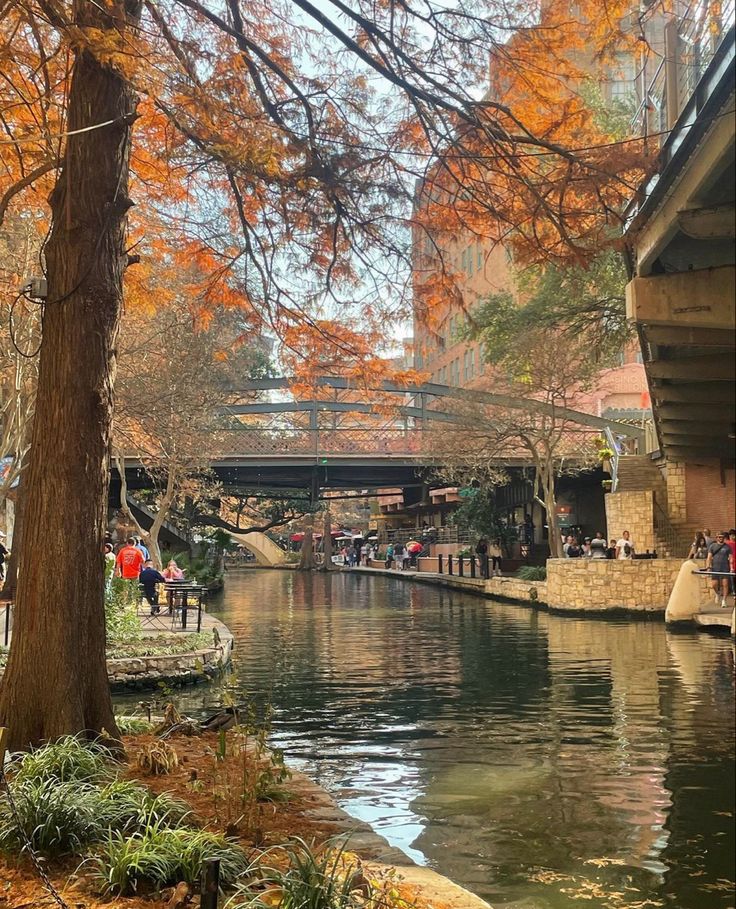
top-left (653, 498), bottom-right (690, 558)
top-left (379, 526), bottom-right (473, 545)
top-left (603, 426), bottom-right (620, 493)
top-left (633, 0), bottom-right (735, 142)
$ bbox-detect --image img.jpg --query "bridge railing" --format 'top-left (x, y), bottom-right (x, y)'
top-left (216, 426), bottom-right (426, 457)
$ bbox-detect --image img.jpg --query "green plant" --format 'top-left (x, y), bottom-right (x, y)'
top-left (115, 715), bottom-right (156, 735)
top-left (105, 576), bottom-right (142, 644)
top-left (107, 630), bottom-right (213, 659)
top-left (516, 565), bottom-right (547, 581)
top-left (96, 781), bottom-right (191, 832)
top-left (0, 779), bottom-right (105, 855)
top-left (597, 447), bottom-right (614, 461)
top-left (89, 825), bottom-right (249, 896)
top-left (227, 837), bottom-right (364, 909)
top-left (10, 735), bottom-right (115, 786)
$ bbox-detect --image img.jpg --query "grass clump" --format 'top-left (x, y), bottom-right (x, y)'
top-left (115, 715), bottom-right (155, 735)
top-left (228, 838), bottom-right (389, 909)
top-left (0, 776), bottom-right (190, 858)
top-left (0, 779), bottom-right (105, 855)
top-left (9, 735), bottom-right (115, 786)
top-left (96, 780), bottom-right (191, 832)
top-left (515, 565), bottom-right (547, 581)
top-left (89, 825), bottom-right (249, 896)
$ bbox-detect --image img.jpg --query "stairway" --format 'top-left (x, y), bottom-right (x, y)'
top-left (615, 456), bottom-right (693, 558)
top-left (615, 456), bottom-right (667, 493)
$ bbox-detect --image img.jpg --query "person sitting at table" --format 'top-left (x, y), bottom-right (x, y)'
top-left (163, 559), bottom-right (185, 581)
top-left (139, 560), bottom-right (167, 615)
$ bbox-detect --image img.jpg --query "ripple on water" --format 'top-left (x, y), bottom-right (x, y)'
top-left (115, 571), bottom-right (735, 909)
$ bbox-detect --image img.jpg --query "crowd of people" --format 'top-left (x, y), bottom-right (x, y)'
top-left (104, 536), bottom-right (187, 614)
top-left (561, 530), bottom-right (636, 560)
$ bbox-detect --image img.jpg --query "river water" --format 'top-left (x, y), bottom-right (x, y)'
top-left (133, 570), bottom-right (735, 908)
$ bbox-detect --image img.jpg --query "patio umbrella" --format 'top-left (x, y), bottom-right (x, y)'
top-left (406, 540), bottom-right (423, 553)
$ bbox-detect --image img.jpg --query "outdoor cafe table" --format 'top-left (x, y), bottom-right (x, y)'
top-left (163, 582), bottom-right (207, 631)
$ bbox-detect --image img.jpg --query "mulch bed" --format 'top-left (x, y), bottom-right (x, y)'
top-left (0, 731), bottom-right (450, 909)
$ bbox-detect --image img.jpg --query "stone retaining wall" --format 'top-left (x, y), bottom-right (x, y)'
top-left (605, 490), bottom-right (656, 552)
top-left (485, 576), bottom-right (548, 605)
top-left (108, 623), bottom-right (233, 690)
top-left (545, 558), bottom-right (682, 612)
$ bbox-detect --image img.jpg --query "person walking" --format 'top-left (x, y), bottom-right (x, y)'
top-left (606, 538), bottom-right (617, 559)
top-left (115, 536), bottom-right (145, 581)
top-left (475, 538), bottom-right (489, 579)
top-left (489, 539), bottom-right (503, 576)
top-left (385, 543), bottom-right (394, 569)
top-left (139, 560), bottom-right (167, 614)
top-left (393, 541), bottom-right (405, 570)
top-left (615, 531), bottom-right (635, 560)
top-left (523, 513), bottom-right (535, 544)
top-left (566, 537), bottom-right (581, 558)
top-left (590, 532), bottom-right (607, 559)
top-left (134, 536), bottom-right (150, 561)
top-left (706, 531), bottom-right (734, 608)
top-left (688, 532), bottom-right (708, 560)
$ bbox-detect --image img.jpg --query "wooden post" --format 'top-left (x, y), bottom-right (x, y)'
top-left (438, 554), bottom-right (443, 574)
top-left (201, 858), bottom-right (220, 909)
top-left (448, 554), bottom-right (453, 576)
top-left (470, 557), bottom-right (476, 579)
top-left (458, 557), bottom-right (464, 577)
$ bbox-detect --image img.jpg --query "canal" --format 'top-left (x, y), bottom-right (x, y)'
top-left (148, 570), bottom-right (736, 908)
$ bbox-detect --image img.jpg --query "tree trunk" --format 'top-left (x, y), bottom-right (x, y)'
top-left (115, 453), bottom-right (172, 570)
top-left (537, 461), bottom-right (562, 559)
top-left (297, 515), bottom-right (315, 571)
top-left (319, 509), bottom-right (334, 572)
top-left (0, 4), bottom-right (139, 748)
top-left (1, 481), bottom-right (23, 597)
top-left (146, 472), bottom-right (177, 570)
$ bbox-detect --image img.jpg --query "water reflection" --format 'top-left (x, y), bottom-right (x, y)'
top-left (119, 571), bottom-right (735, 908)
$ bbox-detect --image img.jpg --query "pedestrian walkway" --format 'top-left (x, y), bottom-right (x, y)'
top-left (347, 564), bottom-right (488, 593)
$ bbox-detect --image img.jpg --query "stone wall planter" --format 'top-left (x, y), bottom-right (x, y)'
top-left (107, 618), bottom-right (234, 691)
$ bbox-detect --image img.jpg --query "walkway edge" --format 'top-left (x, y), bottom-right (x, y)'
top-left (287, 768), bottom-right (493, 909)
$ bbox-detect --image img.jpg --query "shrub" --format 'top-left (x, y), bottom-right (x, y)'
top-left (516, 565), bottom-right (547, 581)
top-left (10, 735), bottom-right (115, 786)
top-left (0, 779), bottom-right (105, 855)
top-left (89, 825), bottom-right (249, 895)
top-left (106, 577), bottom-right (142, 644)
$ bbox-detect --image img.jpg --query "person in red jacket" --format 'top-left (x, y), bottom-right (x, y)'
top-left (115, 536), bottom-right (145, 580)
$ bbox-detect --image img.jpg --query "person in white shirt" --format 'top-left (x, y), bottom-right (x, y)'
top-left (616, 531), bottom-right (635, 560)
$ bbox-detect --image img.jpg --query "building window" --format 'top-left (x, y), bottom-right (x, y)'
top-left (460, 248), bottom-right (467, 274)
top-left (466, 244), bottom-right (473, 276)
top-left (477, 244), bottom-right (483, 270)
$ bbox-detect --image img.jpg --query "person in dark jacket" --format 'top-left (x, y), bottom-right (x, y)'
top-left (139, 560), bottom-right (167, 614)
top-left (475, 538), bottom-right (489, 579)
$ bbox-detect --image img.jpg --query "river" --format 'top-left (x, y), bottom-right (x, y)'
top-left (127, 570), bottom-right (736, 908)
